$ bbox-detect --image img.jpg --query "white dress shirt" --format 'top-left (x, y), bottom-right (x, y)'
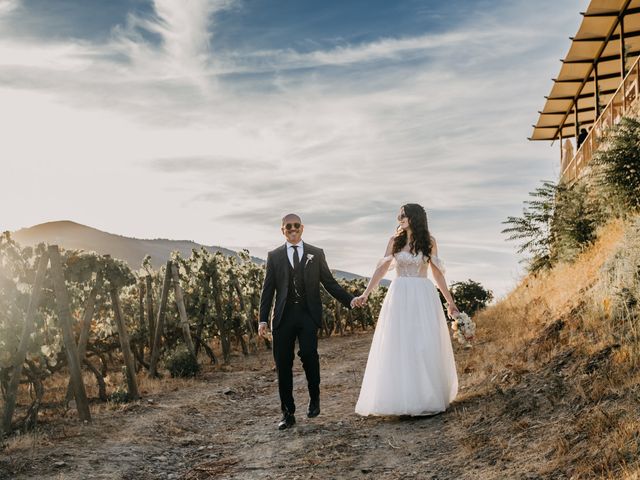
top-left (285, 240), bottom-right (304, 268)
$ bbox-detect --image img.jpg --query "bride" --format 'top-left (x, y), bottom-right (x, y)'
top-left (354, 203), bottom-right (459, 416)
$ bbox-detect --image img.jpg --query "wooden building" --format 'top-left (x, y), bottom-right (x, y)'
top-left (531, 0), bottom-right (640, 183)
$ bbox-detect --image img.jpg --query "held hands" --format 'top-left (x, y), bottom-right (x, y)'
top-left (351, 293), bottom-right (369, 308)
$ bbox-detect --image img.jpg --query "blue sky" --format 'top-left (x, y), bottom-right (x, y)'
top-left (0, 0), bottom-right (589, 297)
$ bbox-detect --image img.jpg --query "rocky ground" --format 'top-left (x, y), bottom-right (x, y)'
top-left (0, 332), bottom-right (539, 480)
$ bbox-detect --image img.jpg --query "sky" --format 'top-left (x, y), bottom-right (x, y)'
top-left (0, 0), bottom-right (590, 297)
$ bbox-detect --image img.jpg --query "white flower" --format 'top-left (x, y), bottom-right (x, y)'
top-left (450, 311), bottom-right (476, 348)
top-left (305, 254), bottom-right (315, 266)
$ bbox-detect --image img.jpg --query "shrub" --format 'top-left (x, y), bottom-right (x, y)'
top-left (449, 280), bottom-right (494, 316)
top-left (108, 387), bottom-right (130, 404)
top-left (592, 116), bottom-right (640, 211)
top-left (165, 345), bottom-right (200, 378)
top-left (502, 181), bottom-right (557, 272)
top-left (503, 179), bottom-right (605, 271)
top-left (551, 180), bottom-right (605, 263)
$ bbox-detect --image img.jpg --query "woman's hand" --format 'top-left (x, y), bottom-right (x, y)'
top-left (352, 293), bottom-right (369, 308)
top-left (447, 304), bottom-right (460, 319)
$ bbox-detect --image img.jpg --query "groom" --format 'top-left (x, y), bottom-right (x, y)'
top-left (259, 214), bottom-right (357, 430)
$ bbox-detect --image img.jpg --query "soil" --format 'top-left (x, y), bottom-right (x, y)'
top-left (0, 332), bottom-right (529, 480)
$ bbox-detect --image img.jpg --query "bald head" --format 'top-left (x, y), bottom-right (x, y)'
top-left (281, 213), bottom-right (301, 225)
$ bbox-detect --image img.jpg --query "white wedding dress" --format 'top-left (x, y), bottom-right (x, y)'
top-left (355, 251), bottom-right (458, 416)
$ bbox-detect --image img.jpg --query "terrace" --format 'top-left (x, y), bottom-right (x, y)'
top-left (531, 0), bottom-right (640, 183)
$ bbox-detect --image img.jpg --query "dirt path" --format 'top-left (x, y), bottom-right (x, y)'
top-left (0, 332), bottom-right (496, 480)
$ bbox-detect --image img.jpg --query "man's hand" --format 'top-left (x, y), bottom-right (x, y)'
top-left (258, 322), bottom-right (269, 337)
top-left (351, 294), bottom-right (368, 308)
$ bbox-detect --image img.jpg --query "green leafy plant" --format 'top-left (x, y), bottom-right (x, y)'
top-left (550, 180), bottom-right (605, 263)
top-left (107, 387), bottom-right (130, 404)
top-left (502, 181), bottom-right (557, 273)
top-left (592, 116), bottom-right (640, 211)
top-left (449, 280), bottom-right (494, 316)
top-left (165, 345), bottom-right (200, 378)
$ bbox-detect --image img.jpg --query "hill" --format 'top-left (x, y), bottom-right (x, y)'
top-left (458, 217), bottom-right (640, 478)
top-left (9, 220), bottom-right (366, 281)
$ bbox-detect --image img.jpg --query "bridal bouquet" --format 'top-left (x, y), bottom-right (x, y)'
top-left (449, 311), bottom-right (476, 348)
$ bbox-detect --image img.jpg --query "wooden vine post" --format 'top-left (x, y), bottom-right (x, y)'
top-left (171, 263), bottom-right (195, 356)
top-left (48, 245), bottom-right (92, 422)
top-left (1, 252), bottom-right (49, 436)
top-left (227, 268), bottom-right (248, 355)
top-left (210, 261), bottom-right (230, 364)
top-left (149, 261), bottom-right (172, 377)
top-left (109, 282), bottom-right (140, 400)
top-left (145, 275), bottom-right (155, 351)
top-left (137, 279), bottom-right (146, 358)
top-left (66, 269), bottom-right (104, 402)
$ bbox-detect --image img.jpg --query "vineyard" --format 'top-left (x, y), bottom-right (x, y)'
top-left (0, 232), bottom-right (387, 438)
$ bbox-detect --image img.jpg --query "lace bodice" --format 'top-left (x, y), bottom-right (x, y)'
top-left (378, 251), bottom-right (446, 278)
top-left (394, 251), bottom-right (429, 277)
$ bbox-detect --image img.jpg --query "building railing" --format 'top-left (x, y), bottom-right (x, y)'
top-left (561, 56), bottom-right (640, 183)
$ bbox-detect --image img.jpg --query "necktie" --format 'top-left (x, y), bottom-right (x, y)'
top-left (292, 245), bottom-right (300, 269)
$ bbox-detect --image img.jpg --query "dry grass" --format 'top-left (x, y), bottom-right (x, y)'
top-left (454, 216), bottom-right (640, 479)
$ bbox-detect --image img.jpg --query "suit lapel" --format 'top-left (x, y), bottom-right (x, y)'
top-left (302, 245), bottom-right (312, 284)
top-left (280, 244), bottom-right (290, 285)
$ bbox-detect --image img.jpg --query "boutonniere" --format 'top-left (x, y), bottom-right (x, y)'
top-left (305, 253), bottom-right (314, 266)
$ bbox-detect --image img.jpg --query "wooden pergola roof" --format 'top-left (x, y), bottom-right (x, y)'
top-left (531, 0), bottom-right (640, 140)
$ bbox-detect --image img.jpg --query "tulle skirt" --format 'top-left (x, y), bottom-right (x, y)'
top-left (355, 276), bottom-right (458, 416)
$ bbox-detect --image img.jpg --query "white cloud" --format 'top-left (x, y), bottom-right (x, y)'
top-left (0, 0), bottom-right (19, 16)
top-left (0, 1), bottom-right (586, 296)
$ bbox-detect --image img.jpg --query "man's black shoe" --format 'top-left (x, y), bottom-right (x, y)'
top-left (307, 399), bottom-right (320, 418)
top-left (278, 413), bottom-right (296, 430)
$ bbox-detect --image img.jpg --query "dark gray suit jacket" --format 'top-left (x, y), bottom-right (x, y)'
top-left (259, 243), bottom-right (353, 330)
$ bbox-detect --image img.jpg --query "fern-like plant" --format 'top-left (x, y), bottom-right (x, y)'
top-left (592, 116), bottom-right (640, 211)
top-left (551, 180), bottom-right (605, 263)
top-left (502, 181), bottom-right (557, 272)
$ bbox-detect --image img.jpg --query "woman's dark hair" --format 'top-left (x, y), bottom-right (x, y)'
top-left (392, 203), bottom-right (432, 260)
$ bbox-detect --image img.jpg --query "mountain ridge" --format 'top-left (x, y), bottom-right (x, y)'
top-left (9, 220), bottom-right (367, 281)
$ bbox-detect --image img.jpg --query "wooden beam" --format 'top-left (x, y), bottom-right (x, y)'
top-left (574, 98), bottom-right (580, 139)
top-left (554, 71), bottom-right (622, 83)
top-left (580, 7), bottom-right (640, 17)
top-left (539, 107), bottom-right (595, 115)
top-left (594, 61), bottom-right (601, 117)
top-left (559, 131), bottom-right (563, 164)
top-left (533, 120), bottom-right (595, 129)
top-left (546, 87), bottom-right (617, 100)
top-left (621, 14), bottom-right (627, 77)
top-left (529, 134), bottom-right (577, 141)
top-left (571, 29), bottom-right (640, 42)
top-left (561, 49), bottom-right (640, 64)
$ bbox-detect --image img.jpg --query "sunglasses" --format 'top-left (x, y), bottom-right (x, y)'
top-left (397, 214), bottom-right (407, 221)
top-left (284, 222), bottom-right (301, 230)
